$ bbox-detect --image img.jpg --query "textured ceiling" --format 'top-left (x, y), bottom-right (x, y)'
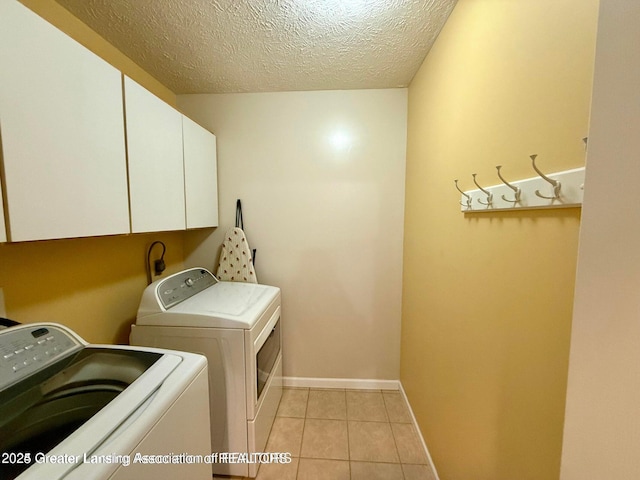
top-left (54, 0), bottom-right (457, 94)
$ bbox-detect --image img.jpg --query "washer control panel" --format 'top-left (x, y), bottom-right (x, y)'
top-left (0, 325), bottom-right (82, 390)
top-left (157, 268), bottom-right (218, 310)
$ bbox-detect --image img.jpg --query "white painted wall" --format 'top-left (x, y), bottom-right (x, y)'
top-left (560, 1), bottom-right (640, 478)
top-left (178, 89), bottom-right (407, 380)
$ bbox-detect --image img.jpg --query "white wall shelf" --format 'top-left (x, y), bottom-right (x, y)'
top-left (457, 162), bottom-right (585, 213)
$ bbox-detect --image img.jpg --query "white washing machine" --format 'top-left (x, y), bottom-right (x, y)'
top-left (0, 322), bottom-right (211, 480)
top-left (130, 267), bottom-right (282, 478)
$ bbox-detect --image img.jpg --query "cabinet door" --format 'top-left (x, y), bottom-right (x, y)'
top-left (124, 76), bottom-right (185, 233)
top-left (0, 0), bottom-right (129, 242)
top-left (182, 116), bottom-right (219, 229)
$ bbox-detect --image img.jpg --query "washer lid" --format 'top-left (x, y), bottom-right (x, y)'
top-left (0, 323), bottom-right (182, 480)
top-left (137, 281), bottom-right (280, 329)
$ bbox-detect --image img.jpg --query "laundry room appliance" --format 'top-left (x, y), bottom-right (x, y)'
top-left (130, 267), bottom-right (282, 478)
top-left (0, 322), bottom-right (211, 480)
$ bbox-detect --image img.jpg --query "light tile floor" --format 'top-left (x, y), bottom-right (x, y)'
top-left (214, 388), bottom-right (438, 480)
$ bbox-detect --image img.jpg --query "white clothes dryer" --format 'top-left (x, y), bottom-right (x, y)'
top-left (0, 322), bottom-right (211, 480)
top-left (130, 267), bottom-right (282, 478)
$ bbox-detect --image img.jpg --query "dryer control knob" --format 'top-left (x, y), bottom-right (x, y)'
top-left (185, 278), bottom-right (194, 287)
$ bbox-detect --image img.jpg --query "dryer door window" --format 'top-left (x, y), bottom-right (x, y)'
top-left (256, 318), bottom-right (280, 399)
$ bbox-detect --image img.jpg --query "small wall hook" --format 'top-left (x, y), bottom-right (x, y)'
top-left (454, 179), bottom-right (472, 209)
top-left (496, 165), bottom-right (521, 203)
top-left (472, 174), bottom-right (493, 206)
top-left (529, 154), bottom-right (561, 200)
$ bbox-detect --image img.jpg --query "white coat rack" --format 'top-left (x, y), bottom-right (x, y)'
top-left (455, 154), bottom-right (585, 212)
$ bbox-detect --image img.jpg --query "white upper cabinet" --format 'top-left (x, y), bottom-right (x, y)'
top-left (182, 115), bottom-right (219, 229)
top-left (124, 76), bottom-right (186, 233)
top-left (0, 0), bottom-right (130, 242)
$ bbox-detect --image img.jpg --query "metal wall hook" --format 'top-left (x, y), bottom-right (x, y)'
top-left (495, 165), bottom-right (521, 203)
top-left (529, 154), bottom-right (561, 200)
top-left (454, 179), bottom-right (472, 208)
top-left (472, 174), bottom-right (493, 206)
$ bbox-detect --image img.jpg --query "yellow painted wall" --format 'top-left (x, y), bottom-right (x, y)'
top-left (0, 233), bottom-right (185, 344)
top-left (401, 1), bottom-right (598, 479)
top-left (0, 1), bottom-right (184, 344)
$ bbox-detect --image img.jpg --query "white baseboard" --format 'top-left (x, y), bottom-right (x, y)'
top-left (398, 382), bottom-right (440, 480)
top-left (283, 376), bottom-right (400, 390)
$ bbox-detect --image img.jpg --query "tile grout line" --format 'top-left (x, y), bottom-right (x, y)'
top-left (381, 392), bottom-right (406, 478)
top-left (385, 395), bottom-right (404, 477)
top-left (296, 388), bottom-right (310, 480)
